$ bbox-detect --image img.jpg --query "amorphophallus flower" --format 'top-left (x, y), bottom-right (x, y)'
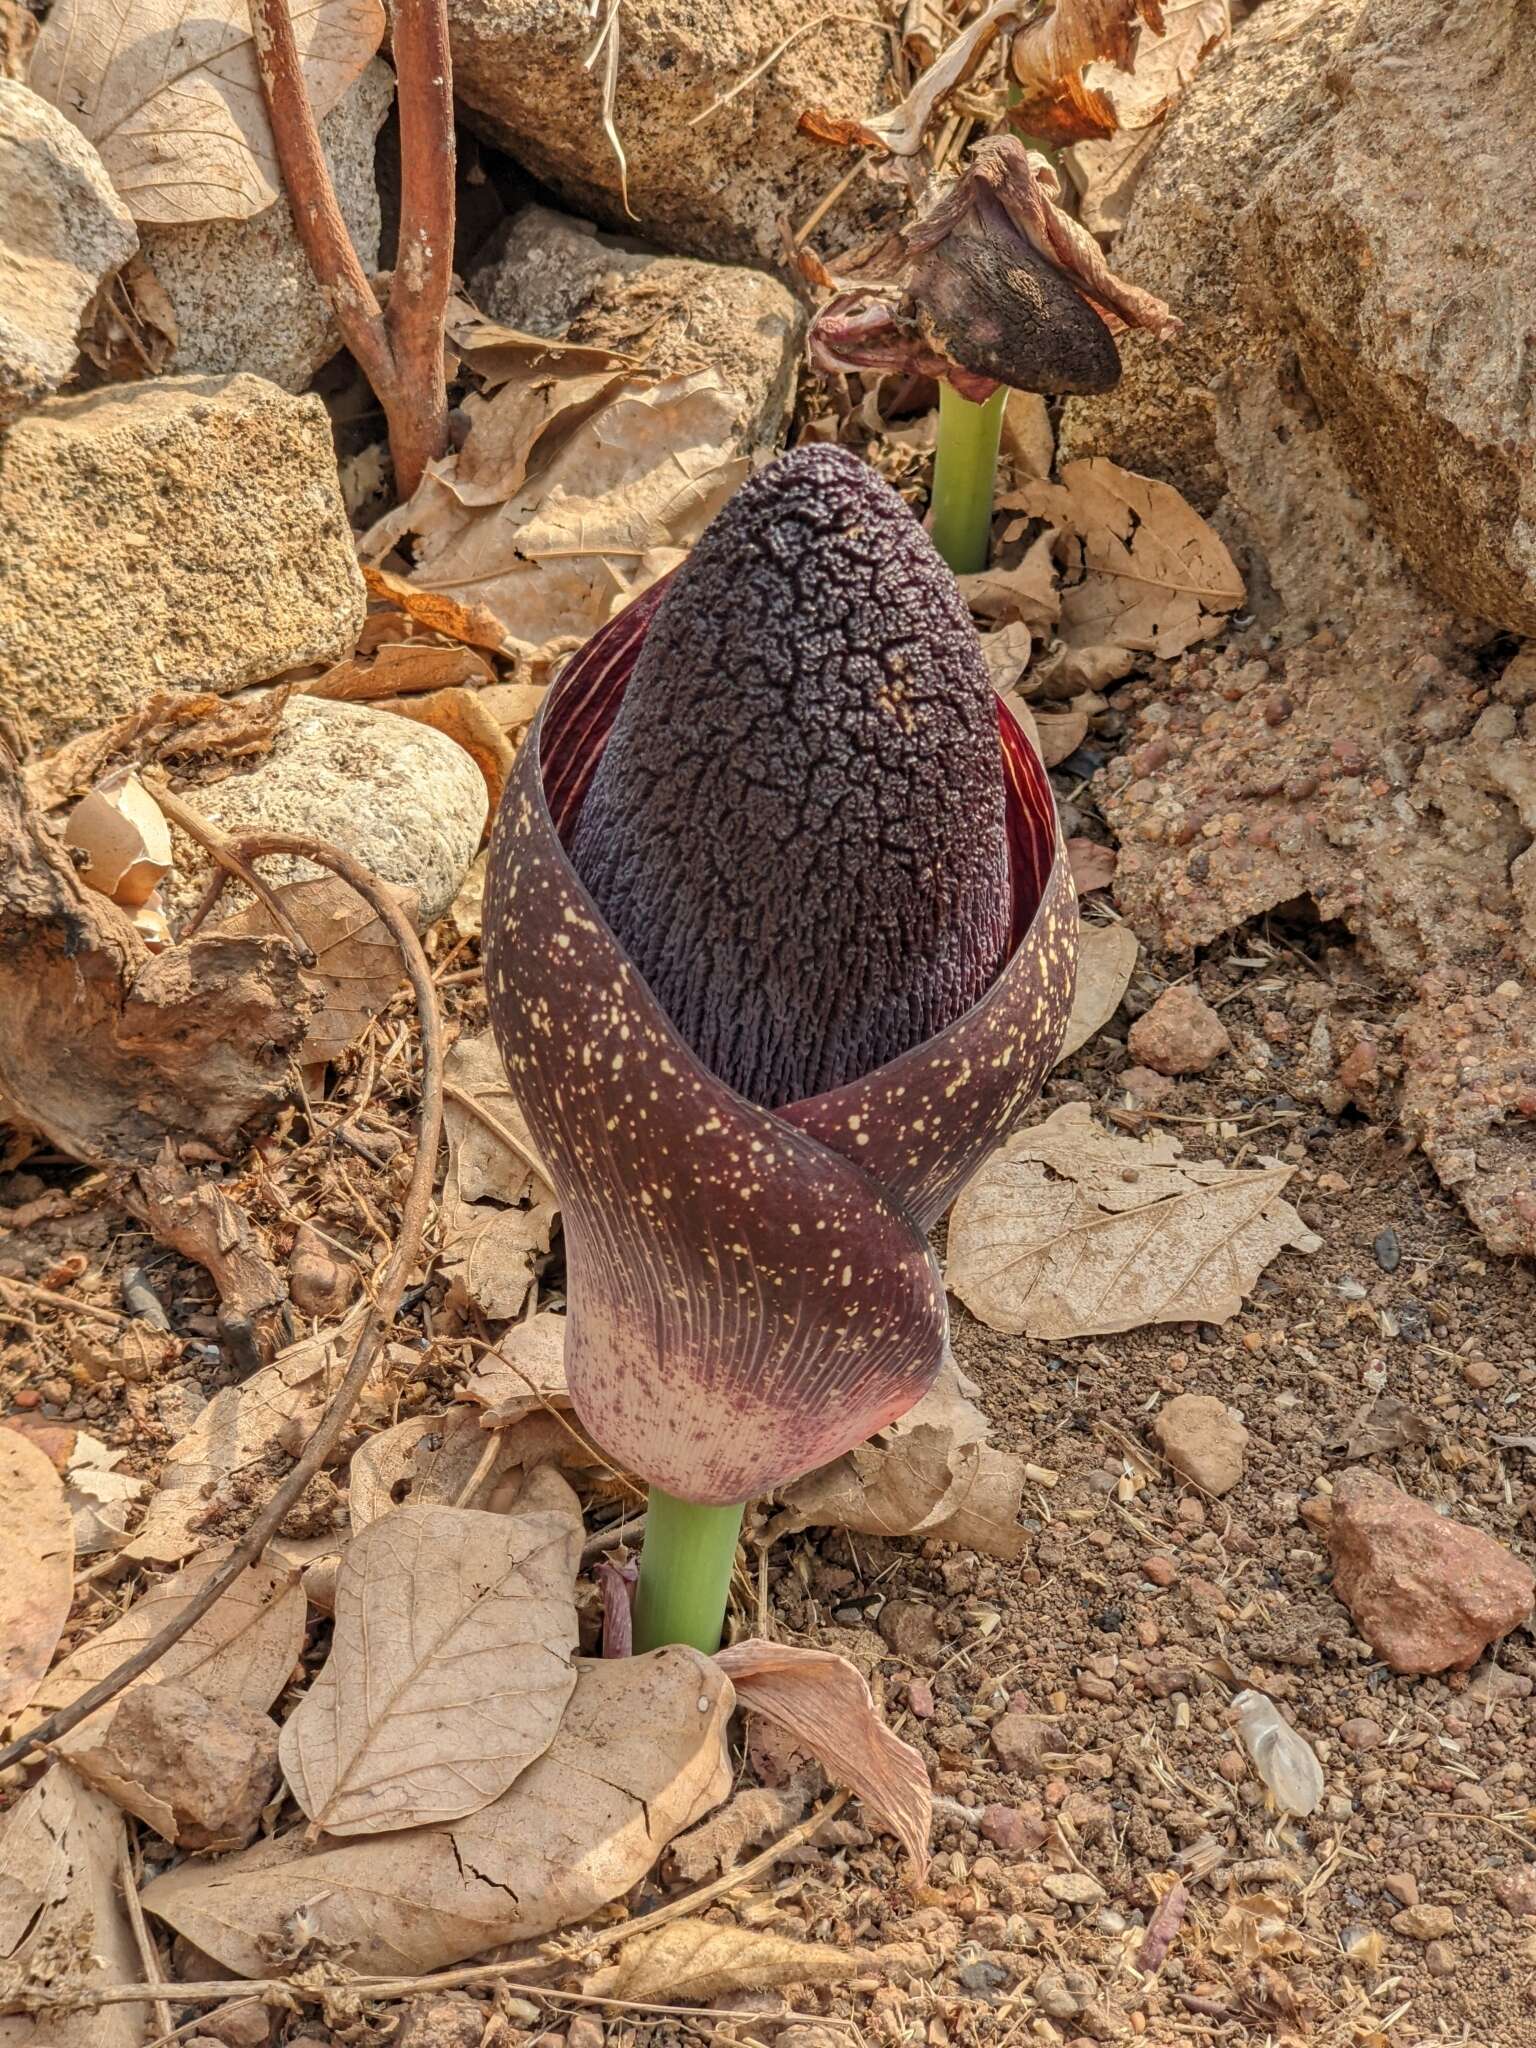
top-left (807, 136), bottom-right (1180, 573)
top-left (484, 444), bottom-right (1077, 1653)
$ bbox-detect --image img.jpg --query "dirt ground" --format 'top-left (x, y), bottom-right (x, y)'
top-left (3, 696), bottom-right (1533, 2048)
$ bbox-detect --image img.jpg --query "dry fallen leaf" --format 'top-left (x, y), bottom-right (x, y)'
top-left (447, 301), bottom-right (640, 387)
top-left (31, 0), bottom-right (385, 224)
top-left (457, 1309), bottom-right (570, 1427)
top-left (302, 641), bottom-right (496, 703)
top-left (587, 1921), bottom-right (858, 2004)
top-left (1067, 836), bottom-right (1117, 894)
top-left (1056, 919), bottom-right (1139, 1063)
top-left (61, 1430), bottom-right (147, 1556)
top-left (947, 1102), bottom-right (1318, 1338)
top-left (360, 566), bottom-right (509, 655)
top-left (361, 366), bottom-right (750, 667)
top-left (715, 1641), bottom-right (931, 1876)
top-left (1008, 460), bottom-right (1244, 682)
top-left (773, 1357), bottom-right (1025, 1561)
top-left (78, 247), bottom-right (179, 381)
top-left (346, 1406), bottom-right (552, 1529)
top-left (1009, 0), bottom-right (1165, 143)
top-left (144, 1647), bottom-right (734, 1976)
top-left (961, 531), bottom-right (1061, 632)
top-left (441, 1031), bottom-right (558, 1320)
top-left (26, 688), bottom-right (293, 816)
top-left (1065, 0), bottom-right (1230, 233)
top-left (0, 1773), bottom-right (141, 2048)
top-left (219, 875), bottom-right (419, 1065)
top-left (1032, 702), bottom-right (1091, 768)
top-left (667, 1785), bottom-right (805, 1882)
top-left (279, 1493), bottom-right (582, 1836)
top-left (122, 1305), bottom-right (379, 1565)
top-left (0, 1431), bottom-right (74, 1717)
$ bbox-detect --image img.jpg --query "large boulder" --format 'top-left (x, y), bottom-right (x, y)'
top-left (470, 202), bottom-right (804, 448)
top-left (139, 60), bottom-right (394, 394)
top-left (0, 78), bottom-right (137, 425)
top-left (1061, 0), bottom-right (1536, 636)
top-left (445, 0), bottom-right (890, 270)
top-left (0, 374), bottom-right (365, 745)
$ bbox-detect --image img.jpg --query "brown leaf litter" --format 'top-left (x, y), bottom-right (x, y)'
top-left (0, 1429), bottom-right (74, 1717)
top-left (946, 1099), bottom-right (1319, 1337)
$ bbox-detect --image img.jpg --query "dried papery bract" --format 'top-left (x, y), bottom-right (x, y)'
top-left (483, 474), bottom-right (1078, 1649)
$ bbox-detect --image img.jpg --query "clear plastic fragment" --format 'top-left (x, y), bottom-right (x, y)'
top-left (1230, 1688), bottom-right (1325, 1816)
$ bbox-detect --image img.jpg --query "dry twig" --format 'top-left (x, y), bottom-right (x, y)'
top-left (246, 0), bottom-right (454, 496)
top-left (0, 831), bottom-right (444, 1776)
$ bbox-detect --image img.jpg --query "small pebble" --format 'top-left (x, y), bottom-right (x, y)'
top-left (956, 1957), bottom-right (1010, 1994)
top-left (1373, 1227), bottom-right (1402, 1272)
top-left (1143, 1555), bottom-right (1177, 1587)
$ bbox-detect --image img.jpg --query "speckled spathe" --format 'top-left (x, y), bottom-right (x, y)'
top-left (484, 468), bottom-right (1077, 1507)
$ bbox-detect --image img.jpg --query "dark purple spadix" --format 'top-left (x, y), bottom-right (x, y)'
top-left (568, 446), bottom-right (1012, 1110)
top-left (483, 453), bottom-right (1078, 1507)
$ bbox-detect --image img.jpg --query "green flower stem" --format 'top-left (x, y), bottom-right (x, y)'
top-left (632, 1487), bottom-right (746, 1654)
top-left (929, 382), bottom-right (1007, 575)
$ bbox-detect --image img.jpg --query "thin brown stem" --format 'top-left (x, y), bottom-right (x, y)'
top-left (246, 0), bottom-right (455, 498)
top-left (0, 831), bottom-right (444, 1778)
top-left (144, 773), bottom-right (317, 967)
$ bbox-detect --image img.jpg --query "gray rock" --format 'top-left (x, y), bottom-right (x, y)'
top-left (0, 79), bottom-right (137, 425)
top-left (166, 696), bottom-right (488, 928)
top-left (470, 202), bottom-right (803, 449)
top-left (0, 374), bottom-right (365, 745)
top-left (140, 60), bottom-right (394, 393)
top-left (446, 0), bottom-right (891, 271)
top-left (1061, 0), bottom-right (1536, 638)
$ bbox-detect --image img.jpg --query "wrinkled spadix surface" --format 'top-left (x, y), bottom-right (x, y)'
top-left (484, 457), bottom-right (1078, 1505)
top-left (570, 448), bottom-right (1012, 1110)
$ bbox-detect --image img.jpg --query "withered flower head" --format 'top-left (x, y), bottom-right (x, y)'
top-left (808, 136), bottom-right (1181, 403)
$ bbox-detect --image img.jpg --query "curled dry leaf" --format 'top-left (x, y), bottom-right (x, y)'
top-left (279, 1492), bottom-right (582, 1836)
top-left (446, 302), bottom-right (640, 386)
top-left (122, 1304), bottom-right (379, 1565)
top-left (1009, 0), bottom-right (1165, 144)
top-left (586, 1921), bottom-right (858, 2005)
top-left (773, 1358), bottom-right (1026, 1561)
top-left (1057, 920), bottom-right (1139, 1063)
top-left (1005, 459), bottom-right (1244, 683)
top-left (60, 1431), bottom-right (147, 1556)
top-left (302, 642), bottom-right (496, 704)
top-left (360, 366), bottom-right (750, 669)
top-left (0, 1774), bottom-right (140, 2048)
top-left (360, 566), bottom-right (509, 656)
top-left (0, 1431), bottom-right (74, 1718)
top-left (1065, 0), bottom-right (1231, 235)
top-left (25, 688), bottom-right (293, 816)
top-left (31, 0), bottom-right (385, 224)
top-left (441, 1030), bottom-right (558, 1320)
top-left (0, 749), bottom-right (309, 1169)
top-left (131, 1144), bottom-right (288, 1366)
top-left (220, 875), bottom-right (420, 1066)
top-left (62, 770), bottom-right (173, 908)
top-left (715, 1641), bottom-right (931, 1876)
top-left (143, 1647), bottom-right (734, 1977)
top-left (78, 248), bottom-right (179, 381)
top-left (457, 1309), bottom-right (570, 1426)
top-left (946, 1101), bottom-right (1319, 1339)
top-left (1066, 836), bottom-right (1117, 894)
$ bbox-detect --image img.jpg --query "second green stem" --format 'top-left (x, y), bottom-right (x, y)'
top-left (631, 1486), bottom-right (745, 1654)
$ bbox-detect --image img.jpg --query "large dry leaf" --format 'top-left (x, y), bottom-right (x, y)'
top-left (947, 1102), bottom-right (1319, 1338)
top-left (1065, 0), bottom-right (1231, 234)
top-left (715, 1641), bottom-right (930, 1876)
top-left (302, 642), bottom-right (496, 704)
top-left (457, 1310), bottom-right (570, 1426)
top-left (441, 1031), bottom-right (558, 1320)
top-left (279, 1494), bottom-right (582, 1836)
top-left (349, 1407), bottom-right (565, 1530)
top-left (960, 530), bottom-right (1061, 631)
top-left (31, 0), bottom-right (385, 225)
top-left (0, 1432), bottom-right (74, 1717)
top-left (773, 1358), bottom-right (1025, 1561)
top-left (587, 1922), bottom-right (858, 2004)
top-left (1057, 919), bottom-right (1139, 1063)
top-left (0, 1774), bottom-right (140, 2048)
top-left (220, 876), bottom-right (419, 1065)
top-left (144, 1647), bottom-right (734, 1976)
top-left (33, 1550), bottom-right (305, 1741)
top-left (1007, 461), bottom-right (1243, 682)
top-left (361, 368), bottom-right (750, 667)
top-left (122, 1305), bottom-right (378, 1565)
